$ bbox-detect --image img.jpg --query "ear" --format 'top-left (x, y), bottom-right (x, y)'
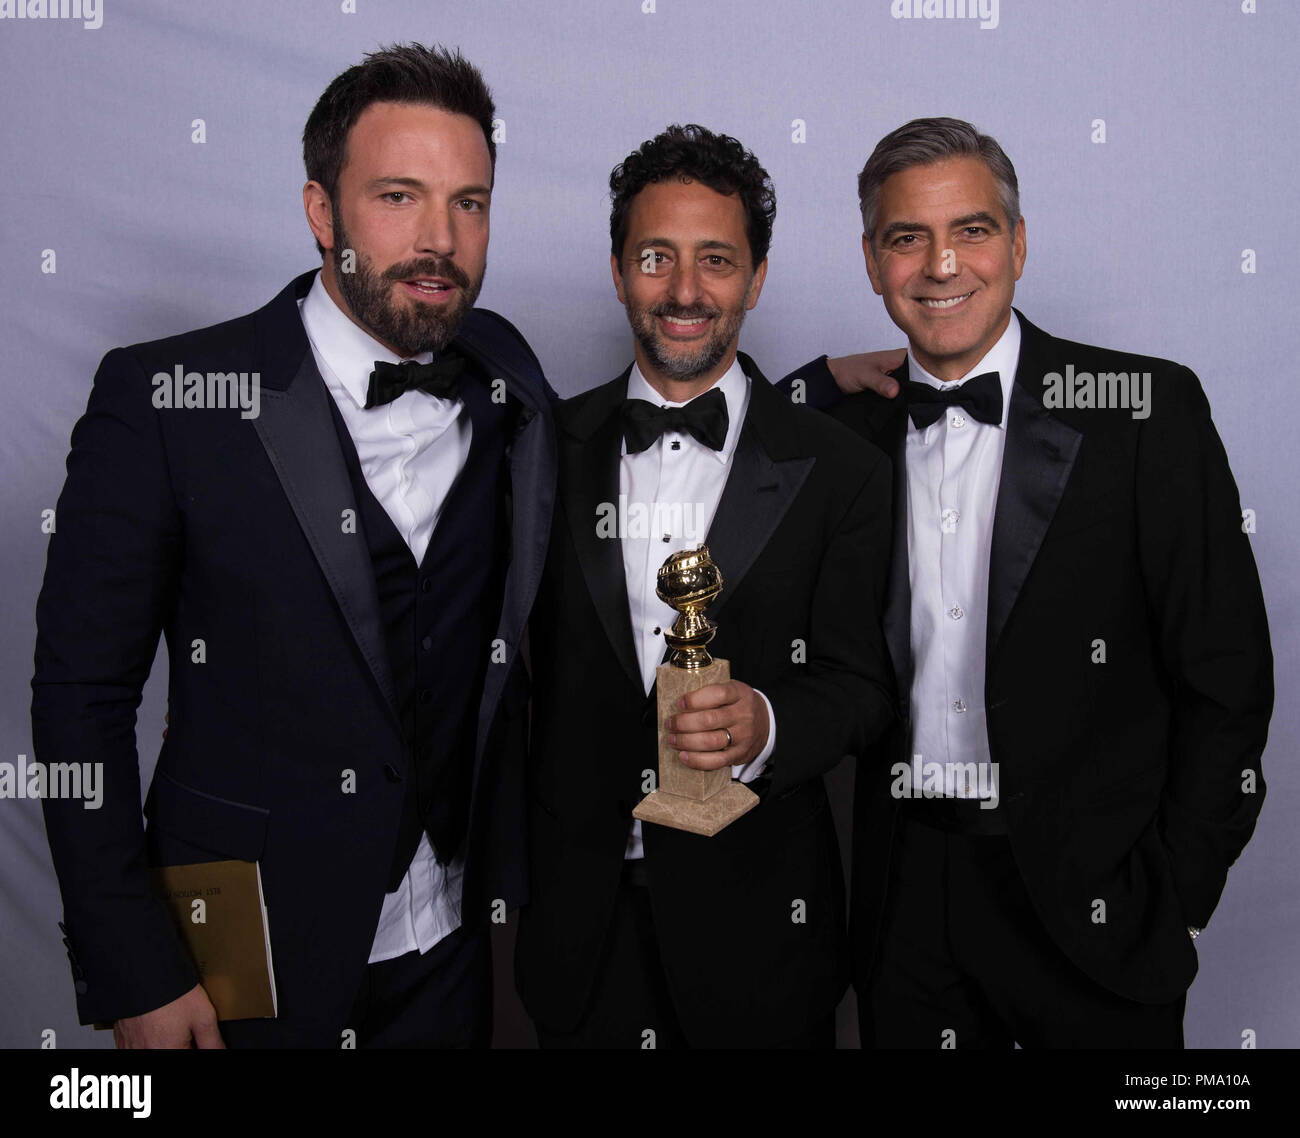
top-left (744, 257), bottom-right (768, 311)
top-left (303, 182), bottom-right (335, 254)
top-left (862, 233), bottom-right (884, 296)
top-left (1011, 215), bottom-right (1027, 282)
top-left (611, 252), bottom-right (627, 305)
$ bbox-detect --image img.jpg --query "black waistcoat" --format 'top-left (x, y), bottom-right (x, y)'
top-left (326, 366), bottom-right (511, 891)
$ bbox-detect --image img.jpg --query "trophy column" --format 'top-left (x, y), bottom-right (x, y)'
top-left (633, 545), bottom-right (759, 837)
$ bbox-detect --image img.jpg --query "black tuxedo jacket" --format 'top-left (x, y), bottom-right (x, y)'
top-left (789, 310), bottom-right (1272, 1005)
top-left (32, 270), bottom-right (556, 1044)
top-left (514, 353), bottom-right (895, 1046)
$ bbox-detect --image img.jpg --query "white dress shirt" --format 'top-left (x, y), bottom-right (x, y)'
top-left (299, 271), bottom-right (470, 962)
top-left (904, 312), bottom-right (1021, 801)
top-left (620, 358), bottom-right (776, 859)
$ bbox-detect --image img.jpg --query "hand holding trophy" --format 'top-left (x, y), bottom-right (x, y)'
top-left (632, 545), bottom-right (759, 836)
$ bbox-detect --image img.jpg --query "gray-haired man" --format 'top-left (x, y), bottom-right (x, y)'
top-left (786, 116), bottom-right (1272, 1048)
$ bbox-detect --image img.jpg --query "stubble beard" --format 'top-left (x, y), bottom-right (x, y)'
top-left (627, 300), bottom-right (746, 383)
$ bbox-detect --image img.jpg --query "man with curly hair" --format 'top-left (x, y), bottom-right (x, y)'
top-left (514, 125), bottom-right (895, 1048)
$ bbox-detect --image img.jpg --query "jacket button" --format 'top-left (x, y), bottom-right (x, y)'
top-left (384, 764), bottom-right (402, 783)
top-left (421, 636), bottom-right (432, 652)
top-left (74, 981), bottom-right (88, 995)
top-left (420, 578), bottom-right (433, 594)
top-left (419, 689), bottom-right (433, 704)
top-left (641, 707), bottom-right (655, 727)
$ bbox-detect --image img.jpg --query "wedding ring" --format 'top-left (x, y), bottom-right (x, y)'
top-left (723, 728), bottom-right (733, 748)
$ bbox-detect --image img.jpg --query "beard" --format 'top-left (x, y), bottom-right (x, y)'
top-left (330, 205), bottom-right (484, 357)
top-left (625, 297), bottom-right (747, 382)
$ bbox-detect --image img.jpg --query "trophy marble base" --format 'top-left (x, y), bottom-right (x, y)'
top-left (632, 657), bottom-right (759, 837)
top-left (632, 781), bottom-right (759, 837)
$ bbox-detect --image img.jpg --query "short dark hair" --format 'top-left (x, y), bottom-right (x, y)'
top-left (609, 124), bottom-right (776, 266)
top-left (302, 43), bottom-right (496, 256)
top-left (857, 117), bottom-right (1020, 243)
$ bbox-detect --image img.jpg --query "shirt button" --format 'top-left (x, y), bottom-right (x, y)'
top-left (948, 605), bottom-right (964, 621)
top-left (653, 627), bottom-right (661, 635)
top-left (662, 533), bottom-right (671, 543)
top-left (950, 413), bottom-right (967, 428)
top-left (953, 698), bottom-right (967, 713)
top-left (941, 508), bottom-right (960, 533)
top-left (671, 440), bottom-right (681, 451)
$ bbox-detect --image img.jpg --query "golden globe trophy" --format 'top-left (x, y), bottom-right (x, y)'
top-left (632, 545), bottom-right (759, 836)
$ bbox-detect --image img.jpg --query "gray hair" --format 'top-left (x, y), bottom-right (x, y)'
top-left (858, 117), bottom-right (1020, 243)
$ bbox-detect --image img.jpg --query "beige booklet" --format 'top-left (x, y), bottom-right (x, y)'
top-left (150, 859), bottom-right (278, 1021)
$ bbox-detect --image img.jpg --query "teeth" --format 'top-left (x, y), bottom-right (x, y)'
top-left (920, 293), bottom-right (971, 309)
top-left (410, 280), bottom-right (446, 291)
top-left (664, 315), bottom-right (706, 326)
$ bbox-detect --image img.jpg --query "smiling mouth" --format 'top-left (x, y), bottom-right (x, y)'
top-left (656, 312), bottom-right (715, 339)
top-left (663, 314), bottom-right (708, 327)
top-left (402, 278), bottom-right (455, 295)
top-left (918, 292), bottom-right (973, 309)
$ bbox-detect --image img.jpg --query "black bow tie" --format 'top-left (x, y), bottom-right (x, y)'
top-left (365, 350), bottom-right (466, 409)
top-left (622, 387), bottom-right (729, 454)
top-left (902, 371), bottom-right (1002, 429)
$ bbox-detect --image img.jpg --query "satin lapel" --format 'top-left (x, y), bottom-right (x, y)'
top-left (987, 321), bottom-right (1082, 657)
top-left (561, 375), bottom-right (642, 692)
top-left (451, 315), bottom-right (557, 755)
top-left (706, 360), bottom-right (814, 623)
top-left (252, 352), bottom-right (399, 724)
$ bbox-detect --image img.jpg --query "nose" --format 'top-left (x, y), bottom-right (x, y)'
top-left (926, 242), bottom-right (957, 280)
top-left (414, 202), bottom-right (455, 259)
top-left (667, 259), bottom-right (702, 307)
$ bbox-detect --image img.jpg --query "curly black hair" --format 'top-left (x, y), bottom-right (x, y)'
top-left (609, 124), bottom-right (776, 267)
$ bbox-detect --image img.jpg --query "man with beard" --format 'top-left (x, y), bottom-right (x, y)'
top-left (32, 44), bottom-right (555, 1047)
top-left (514, 124), bottom-right (895, 1048)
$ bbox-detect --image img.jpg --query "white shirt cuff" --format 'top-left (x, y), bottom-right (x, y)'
top-left (732, 689), bottom-right (775, 783)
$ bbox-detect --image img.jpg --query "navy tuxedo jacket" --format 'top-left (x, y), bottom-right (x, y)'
top-left (32, 271), bottom-right (556, 1044)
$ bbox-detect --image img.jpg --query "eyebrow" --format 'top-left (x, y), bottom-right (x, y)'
top-left (951, 211), bottom-right (1002, 231)
top-left (366, 176), bottom-right (491, 197)
top-left (633, 238), bottom-right (740, 253)
top-left (878, 211), bottom-right (1003, 243)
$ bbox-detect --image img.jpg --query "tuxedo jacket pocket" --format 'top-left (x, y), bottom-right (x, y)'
top-left (145, 769), bottom-right (270, 863)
